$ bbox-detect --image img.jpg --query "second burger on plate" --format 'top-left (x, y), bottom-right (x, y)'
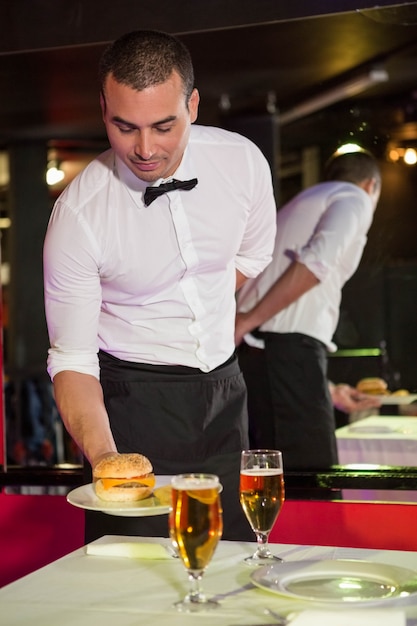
top-left (356, 377), bottom-right (388, 395)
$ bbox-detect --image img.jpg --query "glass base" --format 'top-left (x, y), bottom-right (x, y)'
top-left (244, 550), bottom-right (283, 566)
top-left (174, 596), bottom-right (220, 612)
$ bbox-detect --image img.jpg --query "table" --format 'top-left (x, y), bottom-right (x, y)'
top-left (1, 536), bottom-right (417, 625)
top-left (336, 415), bottom-right (417, 466)
top-left (336, 415), bottom-right (417, 502)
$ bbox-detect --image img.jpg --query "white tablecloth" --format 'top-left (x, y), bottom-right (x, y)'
top-left (1, 536), bottom-right (417, 625)
top-left (336, 415), bottom-right (417, 466)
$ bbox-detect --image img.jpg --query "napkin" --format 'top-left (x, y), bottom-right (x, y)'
top-left (86, 541), bottom-right (173, 559)
top-left (289, 609), bottom-right (405, 626)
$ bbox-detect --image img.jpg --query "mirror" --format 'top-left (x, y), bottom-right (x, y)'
top-left (1, 2), bottom-right (417, 501)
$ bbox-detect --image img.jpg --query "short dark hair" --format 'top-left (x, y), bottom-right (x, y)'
top-left (98, 30), bottom-right (194, 102)
top-left (324, 150), bottom-right (381, 188)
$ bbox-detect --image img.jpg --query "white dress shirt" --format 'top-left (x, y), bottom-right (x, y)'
top-left (237, 180), bottom-right (374, 351)
top-left (44, 124), bottom-right (276, 379)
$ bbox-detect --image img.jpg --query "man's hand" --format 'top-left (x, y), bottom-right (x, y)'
top-left (235, 261), bottom-right (320, 346)
top-left (330, 382), bottom-right (382, 414)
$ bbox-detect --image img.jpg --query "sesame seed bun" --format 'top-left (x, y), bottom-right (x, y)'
top-left (93, 453), bottom-right (155, 502)
top-left (356, 377), bottom-right (388, 395)
top-left (94, 453), bottom-right (153, 479)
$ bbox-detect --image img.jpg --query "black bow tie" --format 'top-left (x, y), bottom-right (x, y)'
top-left (144, 178), bottom-right (198, 206)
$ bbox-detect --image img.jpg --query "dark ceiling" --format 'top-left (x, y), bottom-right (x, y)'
top-left (1, 1), bottom-right (417, 157)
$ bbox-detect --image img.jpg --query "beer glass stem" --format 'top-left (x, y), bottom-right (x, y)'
top-left (255, 531), bottom-right (273, 557)
top-left (186, 570), bottom-right (205, 603)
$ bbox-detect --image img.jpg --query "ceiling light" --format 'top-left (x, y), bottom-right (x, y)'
top-left (335, 143), bottom-right (364, 155)
top-left (279, 67), bottom-right (389, 126)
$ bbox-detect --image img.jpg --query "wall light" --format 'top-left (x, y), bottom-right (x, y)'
top-left (387, 146), bottom-right (417, 165)
top-left (46, 160), bottom-right (65, 186)
top-left (0, 217), bottom-right (11, 229)
top-left (279, 67), bottom-right (389, 126)
top-left (404, 147), bottom-right (417, 165)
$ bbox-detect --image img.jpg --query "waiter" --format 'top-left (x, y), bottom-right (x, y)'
top-left (43, 30), bottom-right (276, 541)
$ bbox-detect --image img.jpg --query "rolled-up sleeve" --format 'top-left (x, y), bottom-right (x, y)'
top-left (296, 188), bottom-right (373, 282)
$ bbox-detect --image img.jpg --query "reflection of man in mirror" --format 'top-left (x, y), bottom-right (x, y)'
top-left (235, 150), bottom-right (381, 469)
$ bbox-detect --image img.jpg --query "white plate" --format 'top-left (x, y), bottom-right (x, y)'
top-left (348, 425), bottom-right (397, 434)
top-left (251, 559), bottom-right (417, 605)
top-left (67, 477), bottom-right (172, 517)
top-left (373, 394), bottom-right (417, 405)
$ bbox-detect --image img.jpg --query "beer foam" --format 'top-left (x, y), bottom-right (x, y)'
top-left (241, 468), bottom-right (283, 476)
top-left (171, 474), bottom-right (220, 490)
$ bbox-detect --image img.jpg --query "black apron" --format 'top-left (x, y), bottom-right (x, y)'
top-left (239, 333), bottom-right (338, 470)
top-left (84, 351), bottom-right (253, 542)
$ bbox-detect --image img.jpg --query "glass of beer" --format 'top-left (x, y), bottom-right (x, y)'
top-left (169, 473), bottom-right (223, 612)
top-left (240, 449), bottom-right (285, 565)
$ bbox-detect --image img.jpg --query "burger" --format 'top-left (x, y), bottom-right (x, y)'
top-left (356, 377), bottom-right (388, 395)
top-left (93, 453), bottom-right (155, 502)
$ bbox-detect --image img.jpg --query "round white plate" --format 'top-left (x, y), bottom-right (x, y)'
top-left (251, 559), bottom-right (417, 605)
top-left (67, 477), bottom-right (172, 517)
top-left (373, 394), bottom-right (417, 405)
top-left (348, 425), bottom-right (396, 434)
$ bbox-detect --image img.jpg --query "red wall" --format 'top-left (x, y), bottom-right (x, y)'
top-left (0, 285), bottom-right (4, 468)
top-left (0, 493), bottom-right (84, 588)
top-left (271, 499), bottom-right (417, 552)
top-left (1, 494), bottom-right (417, 589)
